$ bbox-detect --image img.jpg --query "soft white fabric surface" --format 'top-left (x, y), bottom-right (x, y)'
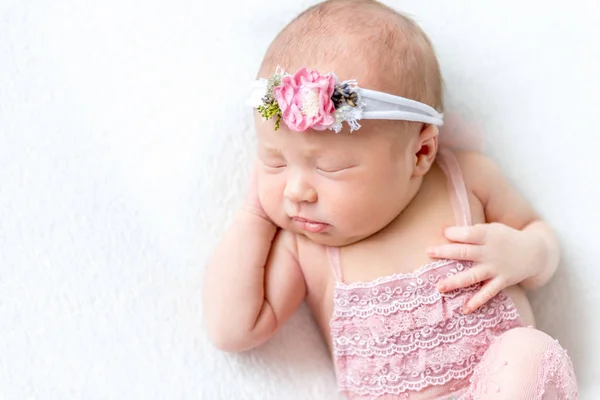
top-left (1, 0), bottom-right (599, 398)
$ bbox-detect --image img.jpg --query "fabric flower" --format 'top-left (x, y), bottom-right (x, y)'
top-left (272, 67), bottom-right (336, 132)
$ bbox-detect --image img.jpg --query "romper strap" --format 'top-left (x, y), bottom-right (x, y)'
top-left (436, 148), bottom-right (473, 226)
top-left (326, 246), bottom-right (344, 282)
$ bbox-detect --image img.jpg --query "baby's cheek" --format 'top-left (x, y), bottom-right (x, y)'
top-left (342, 191), bottom-right (393, 231)
top-left (327, 191), bottom-right (368, 225)
top-left (260, 193), bottom-right (278, 214)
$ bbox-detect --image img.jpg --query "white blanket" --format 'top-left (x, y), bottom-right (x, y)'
top-left (1, 0), bottom-right (599, 398)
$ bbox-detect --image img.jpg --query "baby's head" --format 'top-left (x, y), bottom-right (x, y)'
top-left (252, 0), bottom-right (444, 246)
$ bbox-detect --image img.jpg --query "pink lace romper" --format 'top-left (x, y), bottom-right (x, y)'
top-left (327, 149), bottom-right (524, 399)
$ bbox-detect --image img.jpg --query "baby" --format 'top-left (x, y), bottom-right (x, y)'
top-left (204, 0), bottom-right (578, 399)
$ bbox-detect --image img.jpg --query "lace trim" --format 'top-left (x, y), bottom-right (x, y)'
top-left (342, 364), bottom-right (475, 396)
top-left (335, 259), bottom-right (464, 290)
top-left (335, 323), bottom-right (524, 396)
top-left (338, 346), bottom-right (480, 396)
top-left (333, 285), bottom-right (471, 318)
top-left (332, 312), bottom-right (520, 357)
top-left (332, 290), bottom-right (518, 336)
top-left (535, 339), bottom-right (578, 399)
top-left (333, 261), bottom-right (472, 318)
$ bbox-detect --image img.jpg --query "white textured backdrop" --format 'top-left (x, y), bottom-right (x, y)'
top-left (1, 0), bottom-right (599, 399)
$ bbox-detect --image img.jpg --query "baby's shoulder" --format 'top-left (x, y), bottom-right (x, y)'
top-left (448, 149), bottom-right (506, 200)
top-left (452, 149), bottom-right (496, 175)
top-left (447, 149), bottom-right (536, 226)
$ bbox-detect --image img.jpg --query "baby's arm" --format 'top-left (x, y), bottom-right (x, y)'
top-left (463, 152), bottom-right (559, 288)
top-left (431, 151), bottom-right (559, 311)
top-left (203, 210), bottom-right (306, 352)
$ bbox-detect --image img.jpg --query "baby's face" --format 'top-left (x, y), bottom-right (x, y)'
top-left (255, 118), bottom-right (418, 246)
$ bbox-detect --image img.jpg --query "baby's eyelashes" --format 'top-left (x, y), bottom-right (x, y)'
top-left (317, 167), bottom-right (346, 173)
top-left (260, 162), bottom-right (356, 175)
top-left (316, 165), bottom-right (357, 175)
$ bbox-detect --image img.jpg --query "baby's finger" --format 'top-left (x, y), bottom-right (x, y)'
top-left (436, 265), bottom-right (492, 293)
top-left (444, 224), bottom-right (489, 245)
top-left (427, 243), bottom-right (483, 262)
top-left (462, 277), bottom-right (506, 314)
top-left (243, 161), bottom-right (270, 220)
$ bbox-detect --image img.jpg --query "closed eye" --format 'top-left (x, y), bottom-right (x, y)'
top-left (316, 165), bottom-right (355, 175)
top-left (262, 162), bottom-right (286, 172)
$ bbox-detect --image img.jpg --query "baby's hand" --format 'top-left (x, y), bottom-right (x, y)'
top-left (427, 223), bottom-right (542, 314)
top-left (243, 161), bottom-right (271, 222)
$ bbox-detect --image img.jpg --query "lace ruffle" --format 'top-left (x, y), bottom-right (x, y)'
top-left (330, 259), bottom-right (523, 397)
top-left (333, 261), bottom-right (470, 318)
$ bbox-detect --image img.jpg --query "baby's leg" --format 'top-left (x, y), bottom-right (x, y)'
top-left (461, 327), bottom-right (577, 400)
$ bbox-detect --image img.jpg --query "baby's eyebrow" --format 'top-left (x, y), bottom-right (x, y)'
top-left (262, 144), bottom-right (324, 159)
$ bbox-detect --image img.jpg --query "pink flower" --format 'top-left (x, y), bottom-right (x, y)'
top-left (273, 68), bottom-right (336, 132)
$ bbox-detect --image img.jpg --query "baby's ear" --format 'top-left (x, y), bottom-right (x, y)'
top-left (412, 124), bottom-right (439, 177)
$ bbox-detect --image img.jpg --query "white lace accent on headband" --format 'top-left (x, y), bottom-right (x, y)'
top-left (247, 66), bottom-right (443, 133)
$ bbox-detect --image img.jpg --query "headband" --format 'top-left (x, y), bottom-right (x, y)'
top-left (247, 66), bottom-right (444, 133)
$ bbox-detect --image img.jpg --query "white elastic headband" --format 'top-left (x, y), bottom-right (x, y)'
top-left (247, 66), bottom-right (443, 133)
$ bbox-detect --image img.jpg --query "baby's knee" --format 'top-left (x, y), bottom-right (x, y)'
top-left (494, 326), bottom-right (558, 355)
top-left (468, 328), bottom-right (577, 399)
top-left (482, 327), bottom-right (572, 377)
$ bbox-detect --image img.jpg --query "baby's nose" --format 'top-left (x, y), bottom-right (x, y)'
top-left (284, 174), bottom-right (317, 203)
